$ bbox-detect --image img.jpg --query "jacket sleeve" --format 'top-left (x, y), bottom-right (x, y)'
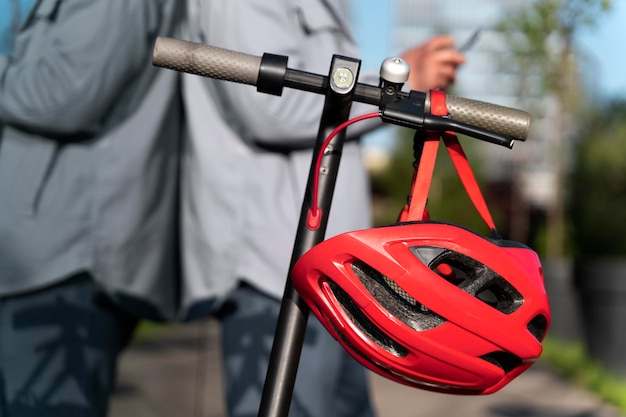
top-left (199, 0), bottom-right (382, 148)
top-left (0, 0), bottom-right (162, 137)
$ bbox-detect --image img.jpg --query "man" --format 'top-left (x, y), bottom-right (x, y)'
top-left (0, 1), bottom-right (183, 416)
top-left (180, 1), bottom-right (465, 416)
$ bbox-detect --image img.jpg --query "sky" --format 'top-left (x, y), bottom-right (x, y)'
top-left (352, 2), bottom-right (392, 72)
top-left (576, 1), bottom-right (626, 99)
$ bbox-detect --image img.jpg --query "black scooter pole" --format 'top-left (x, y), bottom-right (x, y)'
top-left (257, 55), bottom-right (362, 417)
top-left (151, 37), bottom-right (530, 417)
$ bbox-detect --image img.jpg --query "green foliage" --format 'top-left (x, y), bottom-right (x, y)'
top-left (541, 337), bottom-right (626, 412)
top-left (495, 0), bottom-right (610, 110)
top-left (134, 320), bottom-right (172, 340)
top-left (369, 129), bottom-right (417, 226)
top-left (569, 100), bottom-right (626, 256)
top-left (496, 0), bottom-right (612, 258)
top-left (559, 0), bottom-right (612, 28)
top-left (530, 217), bottom-right (577, 257)
top-left (497, 1), bottom-right (560, 97)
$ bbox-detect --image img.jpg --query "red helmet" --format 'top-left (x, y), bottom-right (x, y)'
top-left (291, 220), bottom-right (549, 394)
top-left (294, 93), bottom-right (549, 394)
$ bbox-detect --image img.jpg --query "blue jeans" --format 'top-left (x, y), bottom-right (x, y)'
top-left (0, 273), bottom-right (137, 417)
top-left (217, 284), bottom-right (376, 417)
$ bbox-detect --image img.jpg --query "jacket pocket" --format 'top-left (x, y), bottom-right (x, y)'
top-left (295, 0), bottom-right (343, 34)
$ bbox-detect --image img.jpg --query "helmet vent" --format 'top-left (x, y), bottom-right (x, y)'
top-left (472, 276), bottom-right (524, 314)
top-left (527, 314), bottom-right (548, 341)
top-left (327, 280), bottom-right (408, 358)
top-left (351, 261), bottom-right (445, 331)
top-left (479, 351), bottom-right (521, 373)
top-left (410, 247), bottom-right (524, 314)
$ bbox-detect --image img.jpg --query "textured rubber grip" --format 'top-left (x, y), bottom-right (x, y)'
top-left (152, 37), bottom-right (261, 86)
top-left (446, 96), bottom-right (531, 141)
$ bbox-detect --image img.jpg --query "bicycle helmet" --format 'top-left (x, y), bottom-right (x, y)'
top-left (292, 90), bottom-right (549, 394)
top-left (291, 220), bottom-right (549, 395)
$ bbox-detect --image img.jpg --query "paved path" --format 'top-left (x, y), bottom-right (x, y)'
top-left (110, 319), bottom-right (623, 417)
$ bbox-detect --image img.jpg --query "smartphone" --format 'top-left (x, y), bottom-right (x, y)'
top-left (458, 28), bottom-right (482, 53)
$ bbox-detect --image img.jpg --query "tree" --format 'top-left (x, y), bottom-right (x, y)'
top-left (570, 99), bottom-right (626, 256)
top-left (496, 0), bottom-right (611, 258)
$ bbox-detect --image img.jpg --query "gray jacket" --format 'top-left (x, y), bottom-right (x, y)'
top-left (0, 0), bottom-right (183, 320)
top-left (180, 0), bottom-right (382, 316)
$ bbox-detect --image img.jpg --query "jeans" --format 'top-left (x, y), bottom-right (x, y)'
top-left (0, 273), bottom-right (137, 417)
top-left (217, 284), bottom-right (376, 417)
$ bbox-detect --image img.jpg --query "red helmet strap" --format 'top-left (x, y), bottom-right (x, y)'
top-left (402, 90), bottom-right (498, 235)
top-left (405, 135), bottom-right (440, 221)
top-left (443, 132), bottom-right (498, 234)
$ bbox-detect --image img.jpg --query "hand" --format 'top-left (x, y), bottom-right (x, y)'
top-left (401, 36), bottom-right (465, 91)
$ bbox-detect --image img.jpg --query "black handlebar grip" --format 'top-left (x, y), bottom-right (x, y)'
top-left (445, 96), bottom-right (531, 141)
top-left (152, 37), bottom-right (262, 86)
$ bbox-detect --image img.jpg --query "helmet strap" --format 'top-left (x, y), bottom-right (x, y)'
top-left (400, 90), bottom-right (500, 238)
top-left (402, 133), bottom-right (440, 222)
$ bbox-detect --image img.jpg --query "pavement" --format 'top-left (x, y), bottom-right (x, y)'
top-left (109, 318), bottom-right (624, 417)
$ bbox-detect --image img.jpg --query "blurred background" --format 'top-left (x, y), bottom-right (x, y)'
top-left (347, 0), bottom-right (626, 399)
top-left (112, 1), bottom-right (626, 415)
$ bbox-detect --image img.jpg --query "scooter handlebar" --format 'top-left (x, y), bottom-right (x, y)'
top-left (153, 36), bottom-right (531, 143)
top-left (153, 36), bottom-right (261, 86)
top-left (445, 96), bottom-right (530, 142)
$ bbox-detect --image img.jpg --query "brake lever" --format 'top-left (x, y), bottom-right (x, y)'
top-left (423, 114), bottom-right (515, 149)
top-left (380, 91), bottom-right (515, 149)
